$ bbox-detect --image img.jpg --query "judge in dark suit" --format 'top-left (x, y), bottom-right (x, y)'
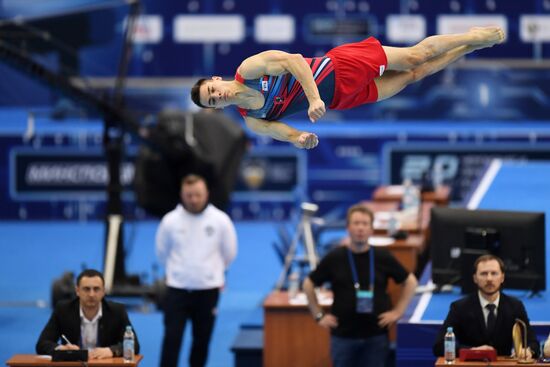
top-left (433, 254), bottom-right (539, 358)
top-left (36, 269), bottom-right (140, 359)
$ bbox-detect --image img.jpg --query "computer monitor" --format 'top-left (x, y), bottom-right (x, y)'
top-left (430, 207), bottom-right (546, 293)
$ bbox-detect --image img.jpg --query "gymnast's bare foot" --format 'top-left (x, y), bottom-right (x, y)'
top-left (468, 26), bottom-right (506, 47)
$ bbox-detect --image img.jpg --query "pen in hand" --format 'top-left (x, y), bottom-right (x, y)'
top-left (61, 334), bottom-right (73, 346)
top-left (57, 334), bottom-right (79, 351)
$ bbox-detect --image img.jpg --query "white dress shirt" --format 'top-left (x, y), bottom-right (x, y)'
top-left (80, 305), bottom-right (102, 349)
top-left (156, 204), bottom-right (237, 289)
top-left (478, 291), bottom-right (500, 326)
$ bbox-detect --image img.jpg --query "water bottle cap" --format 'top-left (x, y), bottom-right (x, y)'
top-left (126, 325), bottom-right (132, 331)
top-left (447, 326), bottom-right (453, 332)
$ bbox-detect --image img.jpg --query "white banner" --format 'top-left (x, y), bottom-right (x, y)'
top-left (255, 15), bottom-right (295, 43)
top-left (386, 15), bottom-right (426, 44)
top-left (174, 15), bottom-right (245, 43)
top-left (520, 15), bottom-right (550, 42)
top-left (129, 15), bottom-right (163, 44)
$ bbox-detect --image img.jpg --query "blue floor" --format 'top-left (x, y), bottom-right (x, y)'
top-left (0, 220), bottom-right (281, 367)
top-left (397, 160), bottom-right (550, 367)
top-left (424, 160), bottom-right (550, 323)
top-left (477, 161), bottom-right (550, 293)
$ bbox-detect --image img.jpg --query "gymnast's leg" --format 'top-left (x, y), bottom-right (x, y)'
top-left (374, 43), bottom-right (481, 102)
top-left (382, 26), bottom-right (505, 71)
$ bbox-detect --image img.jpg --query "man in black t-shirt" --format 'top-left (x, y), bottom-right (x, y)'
top-left (303, 204), bottom-right (418, 367)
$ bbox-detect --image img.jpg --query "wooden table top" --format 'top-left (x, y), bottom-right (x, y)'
top-left (373, 185), bottom-right (451, 205)
top-left (434, 356), bottom-right (548, 366)
top-left (6, 354), bottom-right (143, 366)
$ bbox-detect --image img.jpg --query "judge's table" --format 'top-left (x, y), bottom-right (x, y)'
top-left (263, 234), bottom-right (424, 367)
top-left (263, 291), bottom-right (332, 367)
top-left (435, 356), bottom-right (549, 366)
top-left (362, 200), bottom-right (434, 235)
top-left (373, 184), bottom-right (451, 206)
top-left (6, 354), bottom-right (143, 366)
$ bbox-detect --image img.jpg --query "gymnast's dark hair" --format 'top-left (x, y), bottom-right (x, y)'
top-left (191, 78), bottom-right (208, 108)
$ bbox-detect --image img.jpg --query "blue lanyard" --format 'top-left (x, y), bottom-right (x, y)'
top-left (347, 247), bottom-right (375, 291)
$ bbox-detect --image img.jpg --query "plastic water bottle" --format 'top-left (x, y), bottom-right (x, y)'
top-left (288, 272), bottom-right (300, 301)
top-left (444, 326), bottom-right (456, 364)
top-left (387, 211), bottom-right (399, 237)
top-left (123, 325), bottom-right (135, 363)
top-left (432, 163), bottom-right (444, 190)
top-left (402, 179), bottom-right (420, 211)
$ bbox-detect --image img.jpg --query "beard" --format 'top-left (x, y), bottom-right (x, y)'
top-left (479, 283), bottom-right (501, 296)
top-left (182, 201), bottom-right (208, 214)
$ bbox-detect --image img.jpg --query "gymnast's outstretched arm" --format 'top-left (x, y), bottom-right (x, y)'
top-left (243, 116), bottom-right (318, 149)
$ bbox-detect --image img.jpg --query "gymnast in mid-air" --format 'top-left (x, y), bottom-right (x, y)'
top-left (191, 27), bottom-right (505, 149)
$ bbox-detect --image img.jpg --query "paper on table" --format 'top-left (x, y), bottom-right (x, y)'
top-left (373, 211), bottom-right (403, 231)
top-left (368, 236), bottom-right (395, 247)
top-left (374, 211), bottom-right (392, 220)
top-left (288, 293), bottom-right (307, 305)
top-left (288, 292), bottom-right (333, 306)
top-left (385, 185), bottom-right (404, 195)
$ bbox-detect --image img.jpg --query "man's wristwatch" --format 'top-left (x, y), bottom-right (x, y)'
top-left (314, 311), bottom-right (325, 322)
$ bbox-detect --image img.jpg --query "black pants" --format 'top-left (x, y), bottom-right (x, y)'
top-left (160, 287), bottom-right (220, 367)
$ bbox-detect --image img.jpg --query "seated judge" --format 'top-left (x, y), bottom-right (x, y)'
top-left (433, 254), bottom-right (539, 358)
top-left (36, 269), bottom-right (140, 359)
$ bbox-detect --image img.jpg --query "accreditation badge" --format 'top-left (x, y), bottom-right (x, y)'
top-left (355, 290), bottom-right (373, 313)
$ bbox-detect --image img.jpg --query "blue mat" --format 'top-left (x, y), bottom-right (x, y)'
top-left (421, 160), bottom-right (550, 322)
top-left (478, 161), bottom-right (550, 291)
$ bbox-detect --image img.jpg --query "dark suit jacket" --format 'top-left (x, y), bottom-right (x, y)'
top-left (433, 293), bottom-right (539, 357)
top-left (36, 298), bottom-right (140, 356)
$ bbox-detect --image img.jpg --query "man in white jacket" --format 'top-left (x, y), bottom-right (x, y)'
top-left (156, 174), bottom-right (237, 367)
